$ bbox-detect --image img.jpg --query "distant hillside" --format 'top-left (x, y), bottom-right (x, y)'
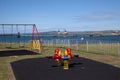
top-left (0, 30), bottom-right (120, 36)
top-left (38, 30), bottom-right (120, 36)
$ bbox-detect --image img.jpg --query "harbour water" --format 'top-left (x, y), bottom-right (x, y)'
top-left (0, 35), bottom-right (120, 43)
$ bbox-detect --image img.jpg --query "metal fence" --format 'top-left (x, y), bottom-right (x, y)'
top-left (42, 39), bottom-right (120, 57)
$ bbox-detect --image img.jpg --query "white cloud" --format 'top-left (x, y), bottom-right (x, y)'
top-left (74, 12), bottom-right (120, 22)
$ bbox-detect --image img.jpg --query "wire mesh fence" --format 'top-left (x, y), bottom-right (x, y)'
top-left (0, 38), bottom-right (120, 56)
top-left (42, 39), bottom-right (120, 57)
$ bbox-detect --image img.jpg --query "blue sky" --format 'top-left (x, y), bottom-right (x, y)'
top-left (0, 0), bottom-right (120, 31)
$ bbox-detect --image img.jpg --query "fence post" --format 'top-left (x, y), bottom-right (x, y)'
top-left (76, 40), bottom-right (79, 50)
top-left (86, 40), bottom-right (89, 52)
top-left (99, 41), bottom-right (103, 54)
top-left (51, 40), bottom-right (54, 47)
top-left (118, 42), bottom-right (120, 57)
top-left (68, 39), bottom-right (70, 48)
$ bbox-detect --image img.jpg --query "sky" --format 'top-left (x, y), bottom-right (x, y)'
top-left (0, 0), bottom-right (120, 32)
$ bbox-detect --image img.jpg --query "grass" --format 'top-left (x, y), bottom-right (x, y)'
top-left (0, 45), bottom-right (120, 80)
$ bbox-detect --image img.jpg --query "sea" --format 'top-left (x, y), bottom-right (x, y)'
top-left (0, 35), bottom-right (120, 43)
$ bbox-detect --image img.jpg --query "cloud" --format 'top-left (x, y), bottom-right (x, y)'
top-left (74, 12), bottom-right (120, 22)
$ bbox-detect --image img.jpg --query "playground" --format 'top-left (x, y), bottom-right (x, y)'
top-left (0, 24), bottom-right (120, 80)
top-left (0, 47), bottom-right (119, 80)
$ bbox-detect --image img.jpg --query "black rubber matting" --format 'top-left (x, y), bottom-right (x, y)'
top-left (11, 57), bottom-right (120, 80)
top-left (0, 50), bottom-right (37, 57)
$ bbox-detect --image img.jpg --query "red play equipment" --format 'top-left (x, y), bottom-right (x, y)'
top-left (64, 48), bottom-right (73, 59)
top-left (46, 48), bottom-right (79, 70)
top-left (53, 48), bottom-right (61, 61)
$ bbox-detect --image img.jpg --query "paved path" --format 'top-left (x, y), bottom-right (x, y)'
top-left (11, 57), bottom-right (120, 80)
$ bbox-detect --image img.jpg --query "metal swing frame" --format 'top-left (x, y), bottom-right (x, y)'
top-left (0, 24), bottom-right (34, 49)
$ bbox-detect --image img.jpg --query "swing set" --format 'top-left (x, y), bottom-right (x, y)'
top-left (0, 24), bottom-right (43, 53)
top-left (28, 24), bottom-right (43, 53)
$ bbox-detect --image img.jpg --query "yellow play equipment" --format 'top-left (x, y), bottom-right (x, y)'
top-left (63, 60), bottom-right (69, 70)
top-left (28, 40), bottom-right (42, 53)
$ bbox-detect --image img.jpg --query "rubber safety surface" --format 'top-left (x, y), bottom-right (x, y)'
top-left (11, 57), bottom-right (120, 80)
